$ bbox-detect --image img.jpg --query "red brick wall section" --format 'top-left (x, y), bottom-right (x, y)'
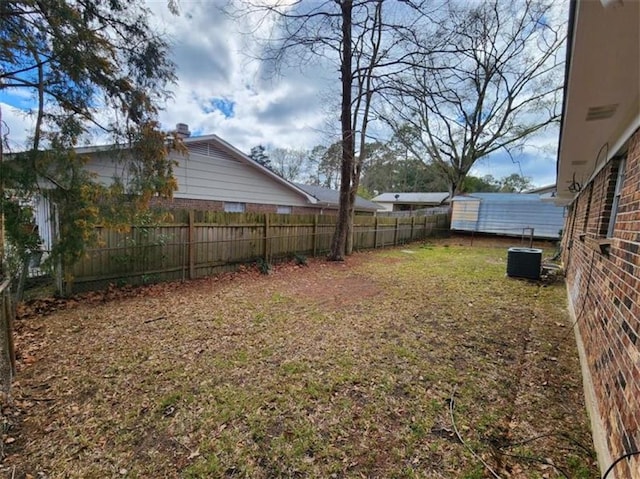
top-left (562, 129), bottom-right (640, 478)
top-left (149, 197), bottom-right (336, 216)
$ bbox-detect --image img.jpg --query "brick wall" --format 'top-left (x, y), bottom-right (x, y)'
top-left (562, 129), bottom-right (640, 478)
top-left (149, 197), bottom-right (335, 216)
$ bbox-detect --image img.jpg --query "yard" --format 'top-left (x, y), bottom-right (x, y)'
top-left (3, 238), bottom-right (597, 478)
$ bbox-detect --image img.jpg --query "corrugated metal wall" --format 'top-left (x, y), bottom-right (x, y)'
top-left (451, 194), bottom-right (565, 239)
top-left (451, 199), bottom-right (480, 231)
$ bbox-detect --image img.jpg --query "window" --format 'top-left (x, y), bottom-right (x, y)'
top-left (276, 205), bottom-right (292, 215)
top-left (606, 157), bottom-right (626, 238)
top-left (224, 202), bottom-right (246, 213)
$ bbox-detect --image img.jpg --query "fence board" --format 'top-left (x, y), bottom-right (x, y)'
top-left (69, 211), bottom-right (450, 292)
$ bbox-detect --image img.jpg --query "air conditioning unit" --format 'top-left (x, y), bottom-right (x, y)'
top-left (506, 247), bottom-right (542, 280)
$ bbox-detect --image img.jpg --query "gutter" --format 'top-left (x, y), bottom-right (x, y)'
top-left (555, 0), bottom-right (578, 197)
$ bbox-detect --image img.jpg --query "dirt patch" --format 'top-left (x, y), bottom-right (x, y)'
top-left (287, 273), bottom-right (382, 309)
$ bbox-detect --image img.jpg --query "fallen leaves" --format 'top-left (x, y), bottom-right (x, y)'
top-left (2, 240), bottom-right (598, 478)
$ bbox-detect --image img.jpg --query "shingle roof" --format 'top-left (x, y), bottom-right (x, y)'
top-left (294, 183), bottom-right (381, 212)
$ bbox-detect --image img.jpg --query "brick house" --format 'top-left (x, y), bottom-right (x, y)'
top-left (557, 1), bottom-right (639, 478)
top-left (371, 192), bottom-right (449, 212)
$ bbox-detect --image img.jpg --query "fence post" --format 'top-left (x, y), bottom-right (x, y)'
top-left (188, 210), bottom-right (195, 279)
top-left (394, 217), bottom-right (400, 246)
top-left (312, 214), bottom-right (318, 257)
top-left (529, 228), bottom-right (534, 248)
top-left (374, 216), bottom-right (379, 248)
top-left (410, 216), bottom-right (415, 242)
top-left (264, 214), bottom-right (271, 262)
top-left (0, 280), bottom-right (14, 393)
top-left (5, 292), bottom-right (15, 377)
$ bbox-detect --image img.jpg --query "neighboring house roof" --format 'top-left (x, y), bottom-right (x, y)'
top-left (294, 183), bottom-right (381, 212)
top-left (556, 0), bottom-right (639, 205)
top-left (450, 193), bottom-right (565, 239)
top-left (371, 192), bottom-right (450, 205)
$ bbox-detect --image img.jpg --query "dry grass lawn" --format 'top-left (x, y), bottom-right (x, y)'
top-left (3, 238), bottom-right (598, 478)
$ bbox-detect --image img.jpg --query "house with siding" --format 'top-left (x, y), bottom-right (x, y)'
top-left (450, 193), bottom-right (565, 239)
top-left (371, 192), bottom-right (449, 212)
top-left (78, 127), bottom-right (320, 215)
top-left (29, 128), bottom-right (383, 253)
top-left (293, 183), bottom-right (381, 215)
top-left (74, 128), bottom-right (379, 217)
top-left (557, 1), bottom-right (639, 478)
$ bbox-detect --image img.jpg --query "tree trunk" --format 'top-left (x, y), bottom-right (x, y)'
top-left (346, 153), bottom-right (363, 255)
top-left (328, 0), bottom-right (354, 262)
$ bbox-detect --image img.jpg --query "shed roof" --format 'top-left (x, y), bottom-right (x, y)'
top-left (371, 192), bottom-right (449, 204)
top-left (525, 184), bottom-right (556, 195)
top-left (294, 183), bottom-right (381, 212)
top-left (452, 193), bottom-right (545, 202)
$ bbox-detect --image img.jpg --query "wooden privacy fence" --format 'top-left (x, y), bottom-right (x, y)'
top-left (69, 211), bottom-right (451, 292)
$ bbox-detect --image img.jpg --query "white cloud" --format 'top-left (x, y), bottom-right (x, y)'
top-left (1, 0), bottom-right (562, 186)
top-left (0, 103), bottom-right (36, 152)
top-left (146, 0), bottom-right (334, 154)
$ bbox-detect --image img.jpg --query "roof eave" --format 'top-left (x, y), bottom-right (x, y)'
top-left (556, 0), bottom-right (640, 203)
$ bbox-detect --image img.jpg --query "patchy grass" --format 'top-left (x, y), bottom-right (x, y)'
top-left (3, 238), bottom-right (597, 478)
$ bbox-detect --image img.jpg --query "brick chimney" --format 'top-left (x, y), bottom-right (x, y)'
top-left (175, 123), bottom-right (191, 138)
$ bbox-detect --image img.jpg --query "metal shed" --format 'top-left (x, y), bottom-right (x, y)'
top-left (451, 193), bottom-right (565, 239)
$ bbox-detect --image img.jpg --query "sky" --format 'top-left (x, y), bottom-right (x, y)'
top-left (0, 0), bottom-right (564, 188)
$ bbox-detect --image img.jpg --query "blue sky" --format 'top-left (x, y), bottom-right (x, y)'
top-left (0, 0), bottom-right (563, 188)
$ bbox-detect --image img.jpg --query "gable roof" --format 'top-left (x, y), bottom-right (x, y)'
top-left (371, 192), bottom-right (449, 205)
top-left (294, 183), bottom-right (381, 212)
top-left (75, 134), bottom-right (318, 205)
top-left (184, 135), bottom-right (318, 204)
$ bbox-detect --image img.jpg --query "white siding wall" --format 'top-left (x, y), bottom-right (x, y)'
top-left (82, 140), bottom-right (310, 207)
top-left (34, 195), bottom-right (55, 251)
top-left (377, 202), bottom-right (394, 212)
top-left (82, 150), bottom-right (133, 186)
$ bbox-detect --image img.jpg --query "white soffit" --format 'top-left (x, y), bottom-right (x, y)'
top-left (556, 0), bottom-right (640, 205)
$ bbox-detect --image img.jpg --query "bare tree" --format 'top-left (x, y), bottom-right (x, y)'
top-left (269, 147), bottom-right (307, 181)
top-left (382, 0), bottom-right (565, 197)
top-left (234, 0), bottom-right (411, 259)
